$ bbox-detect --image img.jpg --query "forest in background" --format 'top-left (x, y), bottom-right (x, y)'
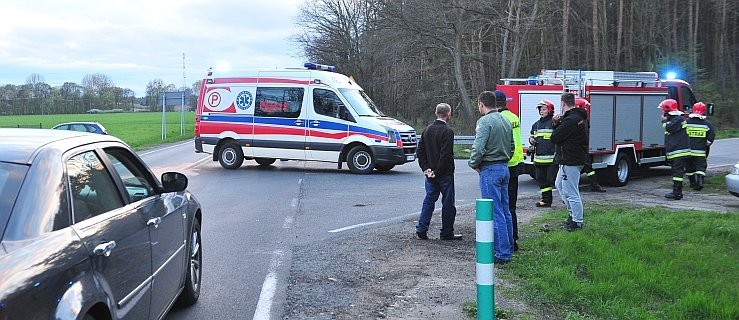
top-left (294, 0), bottom-right (738, 134)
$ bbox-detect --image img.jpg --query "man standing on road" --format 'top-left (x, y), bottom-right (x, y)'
top-left (551, 92), bottom-right (589, 231)
top-left (685, 102), bottom-right (715, 191)
top-left (574, 97), bottom-right (607, 193)
top-left (529, 99), bottom-right (557, 208)
top-left (660, 99), bottom-right (691, 200)
top-left (415, 103), bottom-right (461, 240)
top-left (499, 91), bottom-right (524, 251)
top-left (469, 91), bottom-right (514, 264)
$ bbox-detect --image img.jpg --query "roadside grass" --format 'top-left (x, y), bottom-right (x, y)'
top-left (0, 112), bottom-right (195, 148)
top-left (454, 144), bottom-right (472, 159)
top-left (716, 129), bottom-right (739, 139)
top-left (659, 170), bottom-right (729, 194)
top-left (506, 205), bottom-right (738, 319)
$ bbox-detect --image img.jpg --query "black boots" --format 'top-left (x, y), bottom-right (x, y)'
top-left (536, 190), bottom-right (552, 207)
top-left (694, 175), bottom-right (704, 191)
top-left (688, 175), bottom-right (697, 190)
top-left (665, 181), bottom-right (683, 200)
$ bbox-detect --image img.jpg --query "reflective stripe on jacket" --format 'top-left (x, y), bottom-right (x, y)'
top-left (663, 115), bottom-right (691, 159)
top-left (685, 117), bottom-right (715, 157)
top-left (530, 114), bottom-right (555, 164)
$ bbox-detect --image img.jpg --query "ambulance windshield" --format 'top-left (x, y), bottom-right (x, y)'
top-left (339, 89), bottom-right (385, 117)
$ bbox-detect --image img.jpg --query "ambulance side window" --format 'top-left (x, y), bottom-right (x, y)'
top-left (314, 89), bottom-right (354, 122)
top-left (255, 87), bottom-right (304, 118)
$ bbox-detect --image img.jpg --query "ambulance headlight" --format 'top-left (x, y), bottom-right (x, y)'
top-left (387, 130), bottom-right (397, 143)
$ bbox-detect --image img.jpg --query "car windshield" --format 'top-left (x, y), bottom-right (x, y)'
top-left (338, 88), bottom-right (385, 117)
top-left (0, 162), bottom-right (28, 241)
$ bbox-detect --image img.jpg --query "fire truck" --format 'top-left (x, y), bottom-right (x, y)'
top-left (496, 70), bottom-right (713, 186)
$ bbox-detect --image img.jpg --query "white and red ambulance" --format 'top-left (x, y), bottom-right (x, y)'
top-left (194, 63), bottom-right (418, 174)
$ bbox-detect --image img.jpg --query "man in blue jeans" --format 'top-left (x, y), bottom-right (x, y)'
top-left (468, 91), bottom-right (515, 264)
top-left (416, 103), bottom-right (461, 240)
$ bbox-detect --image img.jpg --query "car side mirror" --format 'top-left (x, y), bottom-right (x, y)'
top-left (707, 103), bottom-right (715, 116)
top-left (161, 172), bottom-right (188, 192)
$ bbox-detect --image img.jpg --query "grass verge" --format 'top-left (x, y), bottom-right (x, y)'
top-left (506, 205), bottom-right (738, 319)
top-left (0, 112), bottom-right (195, 148)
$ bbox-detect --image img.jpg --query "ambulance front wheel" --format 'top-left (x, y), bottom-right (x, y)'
top-left (347, 146), bottom-right (375, 174)
top-left (218, 142), bottom-right (244, 169)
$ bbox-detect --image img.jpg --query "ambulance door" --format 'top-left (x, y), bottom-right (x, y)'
top-left (307, 88), bottom-right (353, 162)
top-left (252, 86), bottom-right (307, 160)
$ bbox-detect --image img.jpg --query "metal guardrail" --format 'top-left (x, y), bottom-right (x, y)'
top-left (454, 136), bottom-right (475, 145)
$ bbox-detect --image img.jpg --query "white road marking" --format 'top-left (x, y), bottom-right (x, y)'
top-left (253, 250), bottom-right (285, 320)
top-left (328, 203), bottom-right (475, 233)
top-left (138, 140), bottom-right (192, 156)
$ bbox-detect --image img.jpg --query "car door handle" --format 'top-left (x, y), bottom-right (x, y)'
top-left (294, 120), bottom-right (304, 126)
top-left (147, 217), bottom-right (162, 228)
top-left (310, 120), bottom-right (320, 126)
top-left (94, 241), bottom-right (117, 257)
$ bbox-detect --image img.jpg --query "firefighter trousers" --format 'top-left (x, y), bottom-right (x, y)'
top-left (535, 164), bottom-right (558, 204)
top-left (670, 157), bottom-right (688, 182)
top-left (685, 156), bottom-right (707, 177)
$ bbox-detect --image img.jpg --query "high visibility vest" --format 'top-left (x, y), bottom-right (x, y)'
top-left (501, 109), bottom-right (524, 166)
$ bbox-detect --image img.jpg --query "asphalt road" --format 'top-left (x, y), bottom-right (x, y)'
top-left (135, 138), bottom-right (737, 320)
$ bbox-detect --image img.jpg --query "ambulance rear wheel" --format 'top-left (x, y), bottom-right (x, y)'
top-left (218, 143), bottom-right (244, 169)
top-left (375, 164), bottom-right (395, 172)
top-left (255, 158), bottom-right (276, 166)
top-left (347, 146), bottom-right (375, 174)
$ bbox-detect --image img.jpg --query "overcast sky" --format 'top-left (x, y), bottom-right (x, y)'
top-left (0, 0), bottom-right (306, 96)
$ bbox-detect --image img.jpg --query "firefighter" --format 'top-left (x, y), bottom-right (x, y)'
top-left (685, 102), bottom-right (715, 190)
top-left (574, 97), bottom-right (606, 192)
top-left (659, 99), bottom-right (691, 200)
top-left (529, 99), bottom-right (558, 207)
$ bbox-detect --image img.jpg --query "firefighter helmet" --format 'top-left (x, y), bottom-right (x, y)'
top-left (536, 99), bottom-right (554, 114)
top-left (691, 102), bottom-right (707, 116)
top-left (658, 99), bottom-right (682, 115)
top-left (575, 98), bottom-right (591, 109)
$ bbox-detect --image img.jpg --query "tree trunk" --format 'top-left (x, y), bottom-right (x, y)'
top-left (562, 0), bottom-right (569, 69)
top-left (616, 0), bottom-right (623, 70)
top-left (501, 0), bottom-right (515, 77)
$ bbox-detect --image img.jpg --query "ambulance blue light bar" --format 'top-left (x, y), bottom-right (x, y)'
top-left (304, 62), bottom-right (337, 72)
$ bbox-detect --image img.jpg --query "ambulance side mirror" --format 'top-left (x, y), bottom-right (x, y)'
top-left (706, 103), bottom-right (715, 116)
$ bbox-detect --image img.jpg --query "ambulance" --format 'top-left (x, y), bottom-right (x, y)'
top-left (194, 63), bottom-right (418, 173)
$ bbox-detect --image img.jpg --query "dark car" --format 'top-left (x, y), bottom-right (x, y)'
top-left (0, 129), bottom-right (202, 320)
top-left (52, 122), bottom-right (108, 135)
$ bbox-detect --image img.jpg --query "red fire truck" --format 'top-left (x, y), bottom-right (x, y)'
top-left (496, 70), bottom-right (713, 186)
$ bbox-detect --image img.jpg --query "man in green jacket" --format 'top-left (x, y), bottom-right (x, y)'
top-left (469, 90), bottom-right (515, 264)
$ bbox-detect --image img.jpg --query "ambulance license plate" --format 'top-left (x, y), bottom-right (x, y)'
top-left (406, 155), bottom-right (415, 161)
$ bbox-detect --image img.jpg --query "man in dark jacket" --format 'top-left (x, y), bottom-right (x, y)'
top-left (529, 99), bottom-right (557, 207)
top-left (551, 92), bottom-right (589, 231)
top-left (416, 103), bottom-right (460, 240)
top-left (660, 99), bottom-right (691, 199)
top-left (685, 102), bottom-right (715, 191)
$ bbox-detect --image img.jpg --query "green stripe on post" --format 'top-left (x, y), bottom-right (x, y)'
top-left (476, 198), bottom-right (494, 320)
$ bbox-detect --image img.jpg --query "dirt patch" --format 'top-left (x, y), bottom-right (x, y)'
top-left (283, 167), bottom-right (737, 319)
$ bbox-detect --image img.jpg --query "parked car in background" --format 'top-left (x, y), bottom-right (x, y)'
top-left (726, 162), bottom-right (739, 197)
top-left (52, 121), bottom-right (108, 134)
top-left (0, 129), bottom-right (203, 320)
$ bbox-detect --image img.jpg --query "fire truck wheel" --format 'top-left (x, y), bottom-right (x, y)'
top-left (347, 146), bottom-right (375, 174)
top-left (255, 158), bottom-right (276, 166)
top-left (606, 152), bottom-right (631, 187)
top-left (218, 142), bottom-right (244, 169)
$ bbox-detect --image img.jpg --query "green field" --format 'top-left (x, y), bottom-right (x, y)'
top-left (0, 112), bottom-right (195, 148)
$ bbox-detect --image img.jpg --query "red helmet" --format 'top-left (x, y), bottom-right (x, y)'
top-left (575, 98), bottom-right (591, 109)
top-left (536, 99), bottom-right (554, 114)
top-left (692, 102), bottom-right (707, 115)
top-left (658, 99), bottom-right (680, 115)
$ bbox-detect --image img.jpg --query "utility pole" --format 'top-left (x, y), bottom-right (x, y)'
top-left (181, 52), bottom-right (186, 136)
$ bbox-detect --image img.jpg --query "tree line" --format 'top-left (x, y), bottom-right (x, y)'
top-left (293, 0), bottom-right (738, 134)
top-left (0, 73), bottom-right (200, 116)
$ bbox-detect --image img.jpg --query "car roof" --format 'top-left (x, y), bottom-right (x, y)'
top-left (53, 121), bottom-right (102, 126)
top-left (0, 129), bottom-right (123, 164)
